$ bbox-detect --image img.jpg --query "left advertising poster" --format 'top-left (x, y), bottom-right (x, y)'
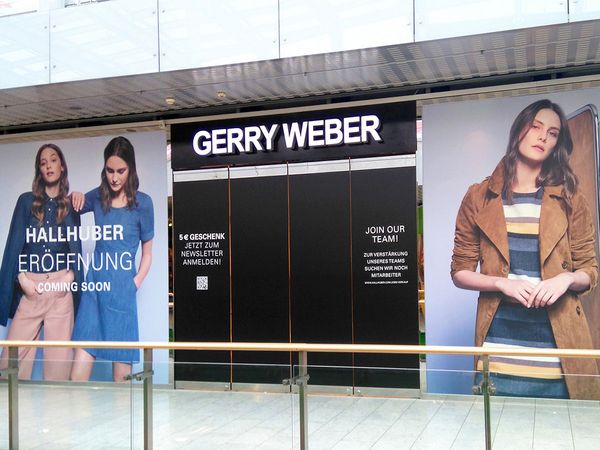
top-left (0, 131), bottom-right (169, 383)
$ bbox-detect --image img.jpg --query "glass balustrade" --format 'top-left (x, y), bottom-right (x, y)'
top-left (1, 343), bottom-right (600, 449)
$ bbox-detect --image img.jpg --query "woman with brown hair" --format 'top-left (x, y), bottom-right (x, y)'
top-left (70, 136), bottom-right (153, 382)
top-left (0, 144), bottom-right (82, 380)
top-left (452, 99), bottom-right (600, 399)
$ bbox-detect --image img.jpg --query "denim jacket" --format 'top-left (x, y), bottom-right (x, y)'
top-left (0, 192), bottom-right (82, 326)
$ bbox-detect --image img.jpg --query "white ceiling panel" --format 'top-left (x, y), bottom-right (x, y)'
top-left (0, 19), bottom-right (599, 128)
top-left (0, 11), bottom-right (49, 88)
top-left (159, 0), bottom-right (279, 72)
top-left (49, 0), bottom-right (159, 83)
top-left (415, 0), bottom-right (568, 41)
top-left (280, 0), bottom-right (413, 58)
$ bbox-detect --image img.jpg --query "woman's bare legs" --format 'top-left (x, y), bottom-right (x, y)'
top-left (113, 362), bottom-right (132, 382)
top-left (71, 350), bottom-right (132, 382)
top-left (70, 348), bottom-right (94, 381)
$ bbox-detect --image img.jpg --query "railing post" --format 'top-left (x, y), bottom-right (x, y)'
top-left (143, 348), bottom-right (153, 450)
top-left (482, 355), bottom-right (492, 450)
top-left (298, 351), bottom-right (309, 450)
top-left (8, 346), bottom-right (19, 450)
top-left (126, 348), bottom-right (153, 449)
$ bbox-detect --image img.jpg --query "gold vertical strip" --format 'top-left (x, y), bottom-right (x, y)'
top-left (349, 158), bottom-right (356, 390)
top-left (169, 185), bottom-right (176, 343)
top-left (287, 162), bottom-right (293, 377)
top-left (228, 166), bottom-right (233, 385)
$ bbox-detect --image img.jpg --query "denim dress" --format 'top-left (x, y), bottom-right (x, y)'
top-left (72, 187), bottom-right (154, 363)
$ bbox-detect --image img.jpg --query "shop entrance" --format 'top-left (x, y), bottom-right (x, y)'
top-left (173, 156), bottom-right (419, 390)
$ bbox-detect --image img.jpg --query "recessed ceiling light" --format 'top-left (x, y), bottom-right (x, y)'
top-left (216, 91), bottom-right (227, 99)
top-left (165, 96), bottom-right (176, 105)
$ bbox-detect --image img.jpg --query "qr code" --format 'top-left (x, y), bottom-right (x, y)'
top-left (196, 276), bottom-right (208, 291)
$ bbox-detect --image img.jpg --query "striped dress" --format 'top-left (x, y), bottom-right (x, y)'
top-left (477, 188), bottom-right (568, 398)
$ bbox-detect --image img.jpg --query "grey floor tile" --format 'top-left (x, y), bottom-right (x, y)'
top-left (371, 437), bottom-right (418, 450)
top-left (573, 437), bottom-right (600, 450)
top-left (533, 440), bottom-right (574, 450)
top-left (342, 423), bottom-right (389, 443)
top-left (570, 421), bottom-right (600, 439)
top-left (316, 414), bottom-right (365, 433)
top-left (227, 426), bottom-right (281, 446)
top-left (330, 439), bottom-right (372, 450)
top-left (307, 429), bottom-right (347, 449)
top-left (450, 437), bottom-right (486, 450)
top-left (493, 437), bottom-right (535, 450)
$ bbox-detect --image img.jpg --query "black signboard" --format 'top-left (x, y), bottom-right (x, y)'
top-left (173, 178), bottom-right (230, 383)
top-left (351, 166), bottom-right (419, 388)
top-left (290, 170), bottom-right (353, 386)
top-left (171, 103), bottom-right (416, 170)
top-left (230, 174), bottom-right (291, 384)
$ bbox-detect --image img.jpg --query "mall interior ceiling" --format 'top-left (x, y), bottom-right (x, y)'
top-left (0, 18), bottom-right (599, 135)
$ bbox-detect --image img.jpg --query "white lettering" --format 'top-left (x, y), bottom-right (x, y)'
top-left (308, 120), bottom-right (325, 147)
top-left (191, 115), bottom-right (384, 156)
top-left (282, 122), bottom-right (308, 149)
top-left (19, 254), bottom-right (29, 272)
top-left (212, 129), bottom-right (227, 155)
top-left (260, 124), bottom-right (280, 150)
top-left (37, 228), bottom-right (47, 243)
top-left (67, 226), bottom-right (77, 242)
top-left (344, 116), bottom-right (361, 144)
top-left (361, 115), bottom-right (382, 142)
top-left (113, 224), bottom-right (123, 241)
top-left (41, 253), bottom-right (55, 272)
top-left (324, 118), bottom-right (343, 145)
top-left (26, 227), bottom-right (35, 243)
top-left (192, 130), bottom-right (212, 156)
top-left (244, 126), bottom-right (262, 152)
top-left (227, 128), bottom-right (244, 154)
top-left (24, 225), bottom-right (125, 243)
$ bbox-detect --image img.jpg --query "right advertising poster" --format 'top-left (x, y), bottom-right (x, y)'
top-left (424, 87), bottom-right (600, 399)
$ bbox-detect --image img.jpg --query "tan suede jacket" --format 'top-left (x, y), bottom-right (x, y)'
top-left (451, 161), bottom-right (600, 399)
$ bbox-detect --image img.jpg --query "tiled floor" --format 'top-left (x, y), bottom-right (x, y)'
top-left (1, 383), bottom-right (600, 449)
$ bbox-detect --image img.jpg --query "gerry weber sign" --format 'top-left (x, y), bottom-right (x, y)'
top-left (171, 102), bottom-right (416, 170)
top-left (193, 115), bottom-right (382, 156)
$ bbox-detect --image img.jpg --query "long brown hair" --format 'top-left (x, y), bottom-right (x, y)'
top-left (32, 143), bottom-right (70, 224)
top-left (502, 99), bottom-right (576, 206)
top-left (100, 136), bottom-right (139, 213)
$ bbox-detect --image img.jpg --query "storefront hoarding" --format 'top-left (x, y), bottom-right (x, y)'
top-left (423, 88), bottom-right (600, 399)
top-left (172, 102), bottom-right (420, 389)
top-left (0, 131), bottom-right (169, 383)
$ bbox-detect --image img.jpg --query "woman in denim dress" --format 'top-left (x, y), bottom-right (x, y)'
top-left (71, 136), bottom-right (154, 382)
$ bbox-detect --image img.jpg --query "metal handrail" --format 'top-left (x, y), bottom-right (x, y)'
top-left (3, 340), bottom-right (600, 450)
top-left (2, 340), bottom-right (600, 358)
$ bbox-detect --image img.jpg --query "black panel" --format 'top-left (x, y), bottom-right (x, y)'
top-left (351, 166), bottom-right (419, 388)
top-left (172, 103), bottom-right (416, 170)
top-left (230, 175), bottom-right (291, 384)
top-left (290, 171), bottom-right (353, 386)
top-left (173, 179), bottom-right (230, 383)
